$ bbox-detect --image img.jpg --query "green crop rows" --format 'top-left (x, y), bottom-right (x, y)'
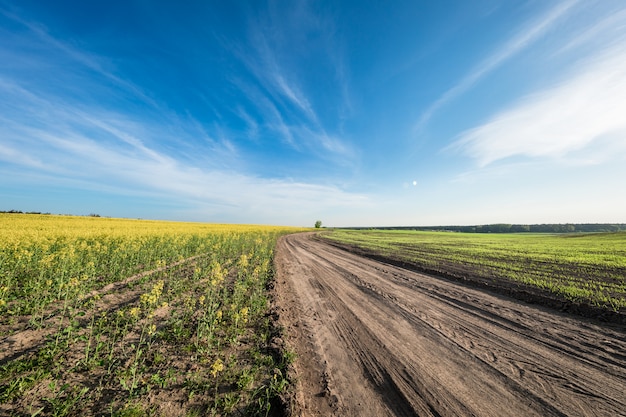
top-left (323, 229), bottom-right (626, 311)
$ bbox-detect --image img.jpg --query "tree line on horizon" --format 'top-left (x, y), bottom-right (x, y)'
top-left (354, 223), bottom-right (626, 234)
top-left (4, 211), bottom-right (624, 234)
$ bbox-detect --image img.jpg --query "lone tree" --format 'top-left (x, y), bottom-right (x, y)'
top-left (314, 220), bottom-right (322, 228)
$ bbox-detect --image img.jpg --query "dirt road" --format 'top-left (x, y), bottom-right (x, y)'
top-left (273, 233), bottom-right (626, 417)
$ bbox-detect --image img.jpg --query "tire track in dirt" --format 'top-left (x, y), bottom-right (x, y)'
top-left (274, 233), bottom-right (626, 417)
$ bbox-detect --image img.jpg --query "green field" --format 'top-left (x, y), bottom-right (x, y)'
top-left (322, 229), bottom-right (626, 312)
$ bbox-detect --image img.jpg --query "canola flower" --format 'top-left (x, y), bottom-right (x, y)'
top-left (239, 307), bottom-right (249, 324)
top-left (210, 359), bottom-right (224, 378)
top-left (140, 280), bottom-right (164, 308)
top-left (0, 213), bottom-right (307, 416)
top-left (0, 285), bottom-right (8, 307)
top-left (0, 213), bottom-right (301, 317)
top-left (128, 307), bottom-right (141, 319)
top-left (209, 261), bottom-right (226, 287)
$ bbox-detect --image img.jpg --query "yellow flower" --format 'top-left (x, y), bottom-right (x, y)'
top-left (210, 261), bottom-right (224, 285)
top-left (240, 307), bottom-right (249, 323)
top-left (140, 280), bottom-right (164, 308)
top-left (210, 359), bottom-right (224, 377)
top-left (129, 307), bottom-right (140, 318)
top-left (238, 254), bottom-right (249, 269)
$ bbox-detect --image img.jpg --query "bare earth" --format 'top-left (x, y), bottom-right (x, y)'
top-left (273, 233), bottom-right (626, 417)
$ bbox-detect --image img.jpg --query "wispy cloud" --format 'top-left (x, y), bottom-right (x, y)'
top-left (227, 2), bottom-right (355, 164)
top-left (0, 7), bottom-right (162, 110)
top-left (236, 106), bottom-right (260, 142)
top-left (0, 51), bottom-right (368, 224)
top-left (273, 72), bottom-right (318, 124)
top-left (0, 81), bottom-right (366, 223)
top-left (237, 17), bottom-right (320, 126)
top-left (449, 39), bottom-right (626, 166)
top-left (415, 0), bottom-right (578, 131)
top-left (556, 7), bottom-right (626, 55)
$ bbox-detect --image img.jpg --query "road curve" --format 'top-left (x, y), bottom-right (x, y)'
top-left (273, 233), bottom-right (626, 417)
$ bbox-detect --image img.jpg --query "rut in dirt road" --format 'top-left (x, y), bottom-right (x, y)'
top-left (274, 233), bottom-right (626, 417)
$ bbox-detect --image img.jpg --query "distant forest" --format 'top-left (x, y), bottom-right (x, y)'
top-left (354, 224), bottom-right (626, 234)
top-left (0, 210), bottom-right (101, 217)
top-left (1, 210), bottom-right (51, 215)
top-left (3, 211), bottom-right (625, 233)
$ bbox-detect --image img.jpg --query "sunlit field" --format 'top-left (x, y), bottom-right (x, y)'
top-left (0, 213), bottom-right (305, 416)
top-left (323, 229), bottom-right (626, 312)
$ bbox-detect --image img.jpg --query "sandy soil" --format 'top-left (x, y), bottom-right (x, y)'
top-left (273, 233), bottom-right (626, 417)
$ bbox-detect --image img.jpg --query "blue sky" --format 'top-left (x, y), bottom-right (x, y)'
top-left (1, 0), bottom-right (626, 227)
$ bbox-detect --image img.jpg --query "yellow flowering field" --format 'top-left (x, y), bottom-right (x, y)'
top-left (0, 213), bottom-right (305, 416)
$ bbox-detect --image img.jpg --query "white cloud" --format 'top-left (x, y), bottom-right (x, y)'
top-left (450, 41), bottom-right (626, 166)
top-left (239, 22), bottom-right (320, 126)
top-left (237, 107), bottom-right (260, 141)
top-left (229, 74), bottom-right (356, 164)
top-left (229, 3), bottom-right (356, 164)
top-left (273, 73), bottom-right (318, 123)
top-left (0, 143), bottom-right (46, 169)
top-left (415, 0), bottom-right (578, 131)
top-left (0, 7), bottom-right (161, 110)
top-left (556, 7), bottom-right (626, 55)
top-left (0, 73), bottom-right (366, 225)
